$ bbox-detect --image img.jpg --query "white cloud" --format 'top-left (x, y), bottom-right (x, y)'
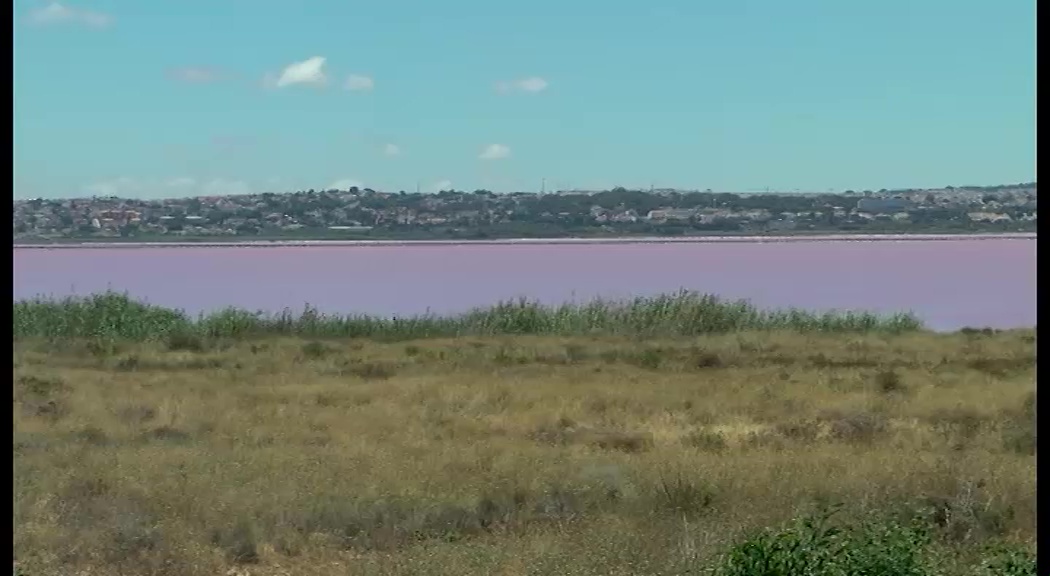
top-left (83, 177), bottom-right (251, 198)
top-left (270, 56), bottom-right (328, 88)
top-left (479, 144), bottom-right (511, 160)
top-left (327, 178), bottom-right (364, 191)
top-left (495, 76), bottom-right (549, 94)
top-left (383, 143), bottom-right (401, 156)
top-left (28, 2), bottom-right (112, 28)
top-left (433, 180), bottom-right (453, 192)
top-left (516, 77), bottom-right (549, 92)
top-left (168, 67), bottom-right (222, 84)
top-left (344, 74), bottom-right (375, 92)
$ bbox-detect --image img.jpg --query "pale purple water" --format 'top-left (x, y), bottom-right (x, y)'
top-left (12, 239), bottom-right (1037, 331)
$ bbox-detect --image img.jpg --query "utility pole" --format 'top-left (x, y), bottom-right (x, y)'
top-left (541, 178), bottom-right (546, 194)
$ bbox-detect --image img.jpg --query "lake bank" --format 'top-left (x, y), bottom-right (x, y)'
top-left (11, 232), bottom-right (1038, 249)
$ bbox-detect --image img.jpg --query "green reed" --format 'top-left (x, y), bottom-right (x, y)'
top-left (13, 290), bottom-right (923, 343)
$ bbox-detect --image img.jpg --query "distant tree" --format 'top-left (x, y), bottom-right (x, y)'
top-left (714, 193), bottom-right (740, 206)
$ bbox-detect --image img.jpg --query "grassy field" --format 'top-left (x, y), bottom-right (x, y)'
top-left (13, 295), bottom-right (1036, 575)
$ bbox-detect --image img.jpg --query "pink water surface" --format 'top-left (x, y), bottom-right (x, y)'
top-left (12, 239), bottom-right (1037, 331)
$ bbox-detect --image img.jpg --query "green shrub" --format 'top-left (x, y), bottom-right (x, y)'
top-left (973, 543), bottom-right (1037, 576)
top-left (714, 506), bottom-right (931, 576)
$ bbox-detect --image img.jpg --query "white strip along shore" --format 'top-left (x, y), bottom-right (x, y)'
top-left (11, 233), bottom-right (1036, 249)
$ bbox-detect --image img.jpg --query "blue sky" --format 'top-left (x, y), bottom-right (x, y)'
top-left (14, 0), bottom-right (1035, 199)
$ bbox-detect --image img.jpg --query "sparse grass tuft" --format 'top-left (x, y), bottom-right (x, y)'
top-left (822, 409), bottom-right (890, 444)
top-left (874, 368), bottom-right (907, 394)
top-left (299, 340), bottom-right (334, 360)
top-left (683, 429), bottom-right (729, 452)
top-left (165, 330), bottom-right (210, 353)
top-left (654, 473), bottom-right (716, 518)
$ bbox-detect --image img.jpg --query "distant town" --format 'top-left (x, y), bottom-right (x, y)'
top-left (12, 183), bottom-right (1037, 243)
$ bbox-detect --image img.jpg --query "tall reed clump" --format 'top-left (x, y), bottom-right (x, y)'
top-left (13, 290), bottom-right (923, 343)
top-left (12, 292), bottom-right (191, 341)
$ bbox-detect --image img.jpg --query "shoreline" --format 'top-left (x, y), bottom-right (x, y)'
top-left (10, 232), bottom-right (1037, 249)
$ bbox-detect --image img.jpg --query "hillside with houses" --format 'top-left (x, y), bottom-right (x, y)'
top-left (13, 183), bottom-right (1037, 242)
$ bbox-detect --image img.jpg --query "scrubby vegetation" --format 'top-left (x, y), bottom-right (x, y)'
top-left (13, 295), bottom-right (1035, 575)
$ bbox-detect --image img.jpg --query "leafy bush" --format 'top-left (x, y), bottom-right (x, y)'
top-left (715, 505), bottom-right (931, 576)
top-left (973, 543), bottom-right (1037, 576)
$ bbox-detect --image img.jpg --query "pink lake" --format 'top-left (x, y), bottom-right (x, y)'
top-left (12, 238), bottom-right (1037, 331)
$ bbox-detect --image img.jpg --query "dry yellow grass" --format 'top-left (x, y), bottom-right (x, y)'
top-left (14, 330), bottom-right (1036, 575)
